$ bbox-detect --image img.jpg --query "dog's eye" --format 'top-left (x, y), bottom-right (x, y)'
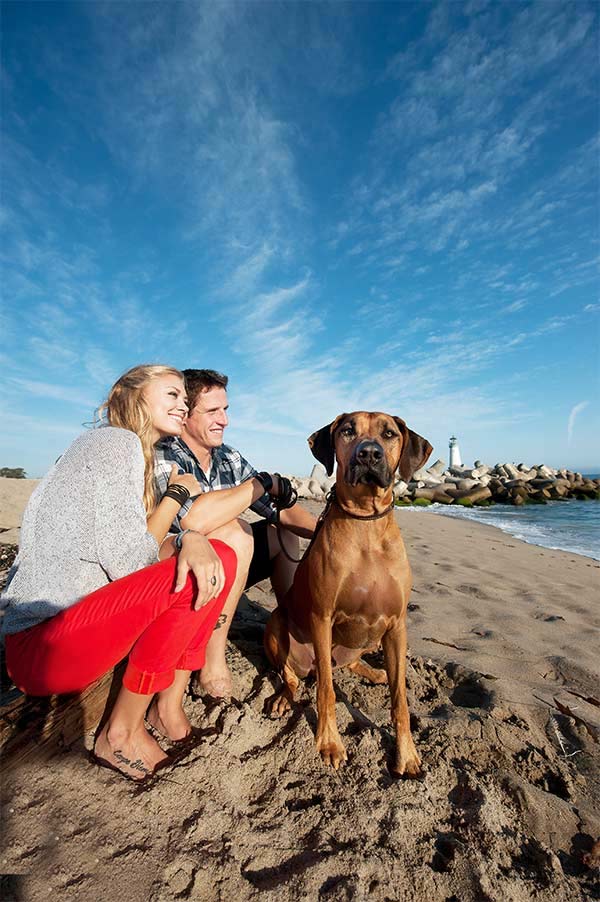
top-left (341, 426), bottom-right (355, 437)
top-left (383, 429), bottom-right (398, 439)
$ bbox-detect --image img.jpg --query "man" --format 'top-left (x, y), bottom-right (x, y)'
top-left (155, 368), bottom-right (317, 699)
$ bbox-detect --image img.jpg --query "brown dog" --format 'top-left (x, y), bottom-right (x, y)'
top-left (264, 411), bottom-right (432, 776)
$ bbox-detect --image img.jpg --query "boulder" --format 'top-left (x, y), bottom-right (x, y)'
top-left (536, 465), bottom-right (556, 479)
top-left (548, 485), bottom-right (568, 499)
top-left (505, 478), bottom-right (532, 489)
top-left (413, 487), bottom-right (437, 501)
top-left (452, 485), bottom-right (492, 504)
top-left (509, 486), bottom-right (530, 503)
top-left (426, 459), bottom-right (447, 477)
top-left (456, 478), bottom-right (479, 491)
top-left (295, 478), bottom-right (312, 498)
top-left (432, 488), bottom-right (455, 504)
top-left (412, 472), bottom-right (443, 486)
top-left (393, 481), bottom-right (409, 499)
top-left (443, 476), bottom-right (474, 487)
top-left (449, 466), bottom-right (471, 477)
top-left (307, 478), bottom-right (325, 498)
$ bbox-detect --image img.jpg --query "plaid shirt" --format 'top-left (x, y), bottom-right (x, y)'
top-left (154, 437), bottom-right (276, 532)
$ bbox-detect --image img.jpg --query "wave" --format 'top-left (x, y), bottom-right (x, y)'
top-left (403, 500), bottom-right (600, 561)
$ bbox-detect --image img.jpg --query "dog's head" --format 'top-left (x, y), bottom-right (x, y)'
top-left (308, 412), bottom-right (432, 487)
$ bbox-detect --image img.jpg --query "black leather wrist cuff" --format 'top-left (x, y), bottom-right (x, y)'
top-left (256, 471), bottom-right (274, 494)
top-left (274, 474), bottom-right (298, 509)
top-left (164, 484), bottom-right (191, 506)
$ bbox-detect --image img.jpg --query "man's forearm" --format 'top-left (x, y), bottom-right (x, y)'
top-left (279, 504), bottom-right (317, 539)
top-left (180, 479), bottom-right (265, 534)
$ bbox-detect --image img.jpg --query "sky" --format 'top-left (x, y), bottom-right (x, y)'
top-left (1, 0), bottom-right (599, 478)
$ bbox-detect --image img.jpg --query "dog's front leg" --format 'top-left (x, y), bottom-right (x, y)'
top-left (264, 609), bottom-right (300, 717)
top-left (381, 622), bottom-right (422, 778)
top-left (311, 613), bottom-right (347, 769)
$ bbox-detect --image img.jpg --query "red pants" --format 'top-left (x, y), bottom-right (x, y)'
top-left (4, 541), bottom-right (236, 697)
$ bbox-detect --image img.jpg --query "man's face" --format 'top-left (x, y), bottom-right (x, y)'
top-left (183, 386), bottom-right (229, 449)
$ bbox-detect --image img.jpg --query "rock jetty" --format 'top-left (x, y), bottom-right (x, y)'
top-left (286, 463), bottom-right (600, 508)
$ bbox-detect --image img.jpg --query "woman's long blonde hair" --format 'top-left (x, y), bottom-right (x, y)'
top-left (98, 364), bottom-right (184, 515)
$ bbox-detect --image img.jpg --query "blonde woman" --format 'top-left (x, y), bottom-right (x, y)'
top-left (1, 364), bottom-right (270, 781)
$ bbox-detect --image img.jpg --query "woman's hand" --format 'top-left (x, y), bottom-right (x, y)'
top-left (174, 530), bottom-right (225, 609)
top-left (168, 464), bottom-right (202, 497)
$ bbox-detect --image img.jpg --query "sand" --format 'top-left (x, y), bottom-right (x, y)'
top-left (0, 478), bottom-right (39, 545)
top-left (1, 487), bottom-right (599, 901)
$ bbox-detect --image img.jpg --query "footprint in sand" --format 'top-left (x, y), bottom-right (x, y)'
top-left (456, 584), bottom-right (490, 600)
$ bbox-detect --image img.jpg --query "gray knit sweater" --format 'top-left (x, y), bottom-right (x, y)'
top-left (1, 427), bottom-right (159, 635)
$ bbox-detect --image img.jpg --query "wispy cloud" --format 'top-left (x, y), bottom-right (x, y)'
top-left (568, 401), bottom-right (589, 445)
top-left (8, 379), bottom-right (99, 409)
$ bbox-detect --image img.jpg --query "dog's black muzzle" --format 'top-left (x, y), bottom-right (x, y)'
top-left (347, 440), bottom-right (392, 488)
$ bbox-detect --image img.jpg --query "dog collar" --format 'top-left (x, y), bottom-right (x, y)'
top-left (327, 486), bottom-right (395, 521)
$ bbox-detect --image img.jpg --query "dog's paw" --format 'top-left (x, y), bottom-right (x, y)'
top-left (391, 752), bottom-right (423, 780)
top-left (316, 736), bottom-right (347, 770)
top-left (267, 692), bottom-right (292, 718)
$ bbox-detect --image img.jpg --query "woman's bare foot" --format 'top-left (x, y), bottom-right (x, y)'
top-left (93, 722), bottom-right (169, 781)
top-left (145, 699), bottom-right (192, 742)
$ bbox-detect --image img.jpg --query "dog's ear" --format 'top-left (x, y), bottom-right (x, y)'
top-left (307, 414), bottom-right (347, 476)
top-left (394, 417), bottom-right (433, 482)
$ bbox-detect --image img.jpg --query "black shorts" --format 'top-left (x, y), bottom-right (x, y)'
top-left (245, 520), bottom-right (274, 589)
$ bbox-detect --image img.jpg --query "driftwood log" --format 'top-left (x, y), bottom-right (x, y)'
top-left (0, 660), bottom-right (124, 770)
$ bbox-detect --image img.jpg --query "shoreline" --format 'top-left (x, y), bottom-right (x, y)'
top-left (401, 498), bottom-right (600, 562)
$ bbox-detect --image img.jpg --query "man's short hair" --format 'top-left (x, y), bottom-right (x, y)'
top-left (183, 368), bottom-right (229, 410)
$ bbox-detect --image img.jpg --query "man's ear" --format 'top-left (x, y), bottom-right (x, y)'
top-left (307, 414), bottom-right (347, 476)
top-left (394, 417), bottom-right (433, 482)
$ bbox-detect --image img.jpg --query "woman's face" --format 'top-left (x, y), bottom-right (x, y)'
top-left (143, 374), bottom-right (188, 443)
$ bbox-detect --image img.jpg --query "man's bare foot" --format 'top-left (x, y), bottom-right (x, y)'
top-left (93, 722), bottom-right (169, 781)
top-left (194, 667), bottom-right (233, 699)
top-left (145, 700), bottom-right (192, 742)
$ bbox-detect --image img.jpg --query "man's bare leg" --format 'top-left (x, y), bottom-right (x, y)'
top-left (196, 519), bottom-right (253, 698)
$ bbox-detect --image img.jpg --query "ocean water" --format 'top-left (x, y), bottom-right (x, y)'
top-left (407, 499), bottom-right (600, 561)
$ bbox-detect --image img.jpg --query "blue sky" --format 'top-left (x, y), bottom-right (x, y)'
top-left (2, 0), bottom-right (598, 477)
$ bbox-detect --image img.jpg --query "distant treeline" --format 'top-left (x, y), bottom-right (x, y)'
top-left (0, 468), bottom-right (27, 479)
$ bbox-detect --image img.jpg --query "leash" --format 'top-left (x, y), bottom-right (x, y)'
top-left (270, 473), bottom-right (306, 564)
top-left (273, 483), bottom-right (395, 565)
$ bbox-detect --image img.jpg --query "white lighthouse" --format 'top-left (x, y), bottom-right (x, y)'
top-left (449, 436), bottom-right (462, 469)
